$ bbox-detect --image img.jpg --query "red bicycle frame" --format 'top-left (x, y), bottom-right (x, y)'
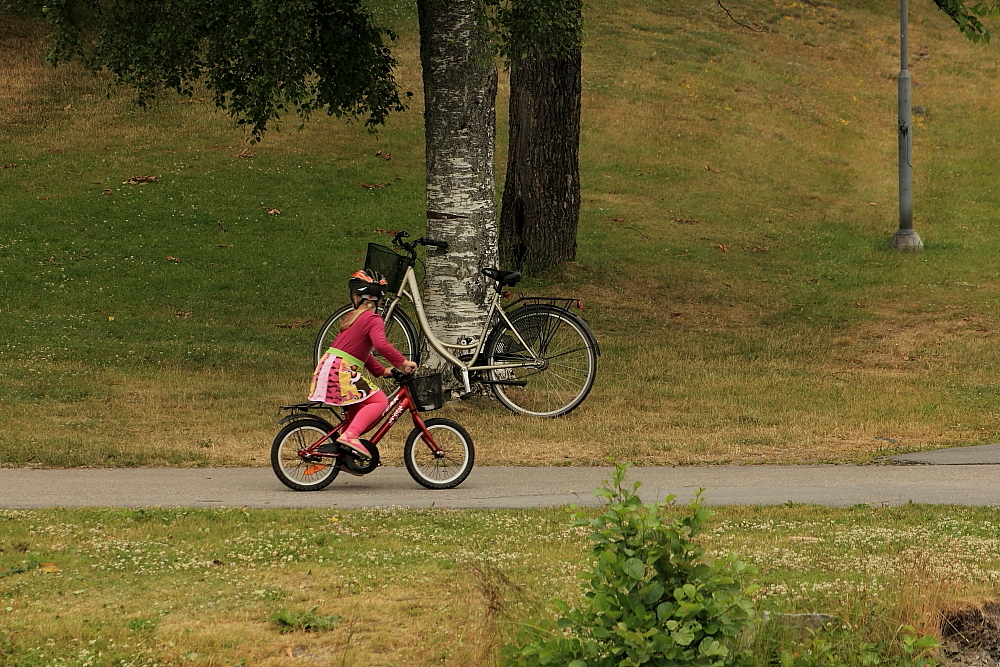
top-left (297, 384), bottom-right (443, 457)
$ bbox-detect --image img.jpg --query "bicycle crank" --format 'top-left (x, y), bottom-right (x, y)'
top-left (340, 440), bottom-right (380, 475)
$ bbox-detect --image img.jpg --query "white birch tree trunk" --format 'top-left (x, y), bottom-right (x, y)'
top-left (417, 0), bottom-right (498, 381)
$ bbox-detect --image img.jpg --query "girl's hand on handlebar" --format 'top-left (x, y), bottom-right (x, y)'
top-left (384, 360), bottom-right (418, 377)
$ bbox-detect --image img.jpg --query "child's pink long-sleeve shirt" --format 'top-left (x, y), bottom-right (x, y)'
top-left (329, 309), bottom-right (407, 377)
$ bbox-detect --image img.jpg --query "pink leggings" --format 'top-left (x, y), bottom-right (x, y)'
top-left (342, 390), bottom-right (388, 440)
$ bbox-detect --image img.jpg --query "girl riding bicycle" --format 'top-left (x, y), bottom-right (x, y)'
top-left (308, 269), bottom-right (418, 459)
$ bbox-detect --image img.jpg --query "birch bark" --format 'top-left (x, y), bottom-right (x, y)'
top-left (417, 0), bottom-right (498, 375)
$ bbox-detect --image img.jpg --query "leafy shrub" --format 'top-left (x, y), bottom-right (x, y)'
top-left (509, 462), bottom-right (756, 667)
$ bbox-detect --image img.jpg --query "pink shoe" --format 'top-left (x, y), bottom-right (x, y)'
top-left (336, 436), bottom-right (372, 460)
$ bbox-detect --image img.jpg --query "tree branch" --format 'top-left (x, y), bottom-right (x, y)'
top-left (716, 0), bottom-right (768, 33)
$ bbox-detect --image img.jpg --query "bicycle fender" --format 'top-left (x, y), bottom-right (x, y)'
top-left (277, 413), bottom-right (335, 429)
top-left (506, 304), bottom-right (602, 357)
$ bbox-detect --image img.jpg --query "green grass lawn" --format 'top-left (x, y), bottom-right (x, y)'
top-left (2, 498), bottom-right (998, 666)
top-left (4, 0), bottom-right (1000, 468)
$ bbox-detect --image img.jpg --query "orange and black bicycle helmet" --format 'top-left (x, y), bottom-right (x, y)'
top-left (348, 269), bottom-right (388, 302)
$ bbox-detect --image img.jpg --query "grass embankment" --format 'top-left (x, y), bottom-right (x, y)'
top-left (2, 502), bottom-right (998, 666)
top-left (3, 0), bottom-right (1000, 467)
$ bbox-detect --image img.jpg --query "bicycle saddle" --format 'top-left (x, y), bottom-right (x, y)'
top-left (481, 268), bottom-right (522, 287)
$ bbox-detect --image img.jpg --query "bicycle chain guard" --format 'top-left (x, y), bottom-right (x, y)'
top-left (341, 440), bottom-right (380, 475)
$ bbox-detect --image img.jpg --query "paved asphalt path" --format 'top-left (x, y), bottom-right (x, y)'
top-left (1, 444), bottom-right (999, 509)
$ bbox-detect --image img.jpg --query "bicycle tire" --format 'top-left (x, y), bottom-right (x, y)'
top-left (403, 418), bottom-right (475, 489)
top-left (271, 418), bottom-right (341, 491)
top-left (484, 305), bottom-right (598, 417)
top-left (313, 304), bottom-right (420, 391)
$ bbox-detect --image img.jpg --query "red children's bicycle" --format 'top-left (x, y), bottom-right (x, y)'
top-left (271, 371), bottom-right (474, 491)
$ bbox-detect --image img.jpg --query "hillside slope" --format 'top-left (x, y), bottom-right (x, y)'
top-left (2, 0), bottom-right (1000, 467)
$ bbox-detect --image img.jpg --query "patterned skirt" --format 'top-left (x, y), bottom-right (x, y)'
top-left (308, 348), bottom-right (380, 406)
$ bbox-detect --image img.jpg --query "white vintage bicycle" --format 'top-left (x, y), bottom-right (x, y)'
top-left (313, 231), bottom-right (600, 418)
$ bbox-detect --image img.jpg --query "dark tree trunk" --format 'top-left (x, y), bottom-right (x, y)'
top-left (416, 0), bottom-right (498, 372)
top-left (499, 45), bottom-right (581, 274)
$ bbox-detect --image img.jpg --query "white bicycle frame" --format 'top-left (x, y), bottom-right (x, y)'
top-left (382, 265), bottom-right (544, 395)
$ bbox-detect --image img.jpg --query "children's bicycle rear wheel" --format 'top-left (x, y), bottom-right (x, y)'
top-left (403, 418), bottom-right (474, 489)
top-left (271, 418), bottom-right (341, 491)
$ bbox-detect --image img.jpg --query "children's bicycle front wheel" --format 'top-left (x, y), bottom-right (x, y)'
top-left (271, 418), bottom-right (341, 491)
top-left (403, 418), bottom-right (474, 489)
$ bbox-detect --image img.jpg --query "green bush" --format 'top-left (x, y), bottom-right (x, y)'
top-left (509, 462), bottom-right (756, 667)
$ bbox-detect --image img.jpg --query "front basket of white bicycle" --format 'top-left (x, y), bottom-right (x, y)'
top-left (411, 373), bottom-right (443, 411)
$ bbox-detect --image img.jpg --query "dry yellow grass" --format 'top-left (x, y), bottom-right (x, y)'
top-left (5, 0), bottom-right (1000, 468)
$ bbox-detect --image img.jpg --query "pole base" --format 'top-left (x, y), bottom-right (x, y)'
top-left (890, 228), bottom-right (923, 251)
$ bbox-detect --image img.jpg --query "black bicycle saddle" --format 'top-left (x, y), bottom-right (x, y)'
top-left (481, 268), bottom-right (522, 287)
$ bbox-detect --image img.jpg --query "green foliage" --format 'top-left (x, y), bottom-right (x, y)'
top-left (0, 557), bottom-right (39, 580)
top-left (766, 625), bottom-right (938, 667)
top-left (897, 626), bottom-right (939, 667)
top-left (41, 0), bottom-right (406, 139)
top-left (271, 605), bottom-right (342, 633)
top-left (933, 0), bottom-right (1000, 43)
top-left (487, 0), bottom-right (582, 65)
top-left (509, 463), bottom-right (756, 667)
top-left (126, 617), bottom-right (158, 632)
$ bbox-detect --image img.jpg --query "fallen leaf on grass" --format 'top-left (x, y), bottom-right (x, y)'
top-left (217, 244), bottom-right (233, 248)
top-left (360, 182), bottom-right (389, 190)
top-left (375, 151), bottom-right (392, 161)
top-left (102, 189), bottom-right (113, 195)
top-left (263, 208), bottom-right (281, 215)
top-left (716, 244), bottom-right (728, 252)
top-left (166, 256), bottom-right (181, 263)
top-left (125, 176), bottom-right (158, 184)
top-left (40, 563), bottom-right (60, 573)
top-left (173, 311), bottom-right (192, 317)
top-left (672, 217), bottom-right (700, 224)
top-left (374, 228), bottom-right (396, 236)
top-left (238, 148), bottom-right (253, 159)
top-left (216, 221), bottom-right (227, 231)
top-left (47, 149), bottom-right (62, 154)
top-left (0, 163), bottom-right (18, 169)
top-left (705, 165), bottom-right (721, 173)
top-left (855, 302), bottom-right (867, 308)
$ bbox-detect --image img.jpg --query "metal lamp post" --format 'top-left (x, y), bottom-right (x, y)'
top-left (891, 0), bottom-right (924, 250)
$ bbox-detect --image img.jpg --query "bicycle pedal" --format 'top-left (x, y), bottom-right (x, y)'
top-left (316, 442), bottom-right (340, 454)
top-left (458, 391), bottom-right (475, 400)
